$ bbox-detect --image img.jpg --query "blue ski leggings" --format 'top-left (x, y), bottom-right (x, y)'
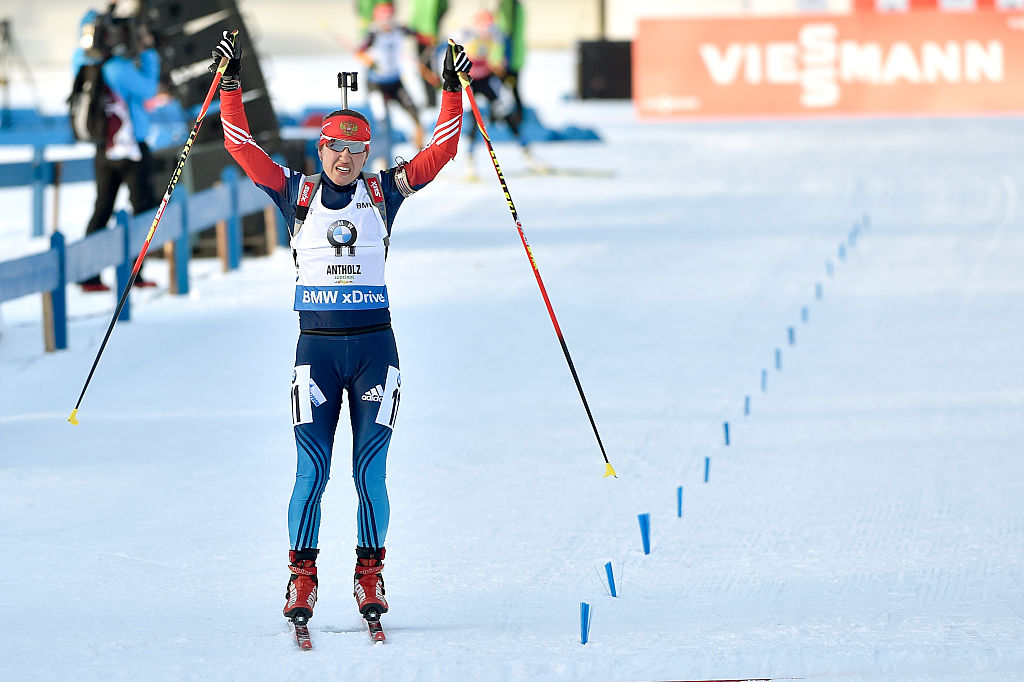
top-left (288, 327), bottom-right (400, 551)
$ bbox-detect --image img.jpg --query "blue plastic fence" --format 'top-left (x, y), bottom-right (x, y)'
top-left (0, 161), bottom-right (288, 352)
top-left (0, 147), bottom-right (94, 238)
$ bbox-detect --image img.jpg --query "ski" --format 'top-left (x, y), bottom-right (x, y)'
top-left (291, 617), bottom-right (312, 650)
top-left (365, 614), bottom-right (386, 643)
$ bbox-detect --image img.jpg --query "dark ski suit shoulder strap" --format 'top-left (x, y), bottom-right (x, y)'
top-left (292, 174), bottom-right (321, 237)
top-left (361, 171), bottom-right (388, 229)
top-left (361, 171), bottom-right (390, 254)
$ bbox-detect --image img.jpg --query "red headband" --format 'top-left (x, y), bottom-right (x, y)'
top-left (319, 114), bottom-right (371, 147)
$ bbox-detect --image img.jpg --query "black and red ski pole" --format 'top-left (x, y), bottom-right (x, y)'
top-left (68, 31), bottom-right (238, 425)
top-left (450, 40), bottom-right (616, 478)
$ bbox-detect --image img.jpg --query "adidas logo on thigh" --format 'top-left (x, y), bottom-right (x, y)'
top-left (361, 385), bottom-right (385, 402)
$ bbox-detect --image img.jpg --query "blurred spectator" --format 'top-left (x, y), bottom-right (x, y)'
top-left (460, 9), bottom-right (540, 180)
top-left (72, 5), bottom-right (160, 292)
top-left (357, 3), bottom-right (427, 154)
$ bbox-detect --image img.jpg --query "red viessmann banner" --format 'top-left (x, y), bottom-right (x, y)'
top-left (634, 11), bottom-right (1024, 118)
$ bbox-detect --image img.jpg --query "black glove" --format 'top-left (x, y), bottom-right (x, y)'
top-left (209, 31), bottom-right (241, 91)
top-left (442, 41), bottom-right (472, 92)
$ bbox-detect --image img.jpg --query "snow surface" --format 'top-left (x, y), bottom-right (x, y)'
top-left (1, 51), bottom-right (1023, 681)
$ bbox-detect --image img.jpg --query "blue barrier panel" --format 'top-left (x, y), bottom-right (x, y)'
top-left (0, 109), bottom-right (75, 146)
top-left (237, 178), bottom-right (273, 216)
top-left (57, 157), bottom-right (96, 184)
top-left (0, 148), bottom-right (285, 352)
top-left (0, 249), bottom-right (60, 303)
top-left (222, 166), bottom-right (242, 270)
top-left (129, 201), bottom-right (184, 255)
top-left (0, 160), bottom-right (33, 187)
top-left (115, 210), bottom-right (132, 322)
top-left (154, 199), bottom-right (184, 247)
top-left (1, 154), bottom-right (97, 238)
top-left (31, 147), bottom-right (45, 237)
top-left (65, 225), bottom-right (125, 285)
top-left (186, 184), bottom-right (232, 233)
top-left (173, 187), bottom-right (191, 295)
top-left (0, 156), bottom-right (93, 188)
top-left (129, 206), bottom-right (157, 255)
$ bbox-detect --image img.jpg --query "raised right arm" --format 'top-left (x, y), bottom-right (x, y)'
top-left (218, 88), bottom-right (290, 194)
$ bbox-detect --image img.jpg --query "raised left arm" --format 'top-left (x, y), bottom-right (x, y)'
top-left (402, 41), bottom-right (472, 190)
top-left (403, 88), bottom-right (463, 190)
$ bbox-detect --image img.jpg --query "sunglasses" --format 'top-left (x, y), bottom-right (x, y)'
top-left (322, 138), bottom-right (368, 153)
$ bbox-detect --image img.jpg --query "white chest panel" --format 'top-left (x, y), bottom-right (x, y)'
top-left (291, 181), bottom-right (389, 311)
top-left (369, 30), bottom-right (404, 82)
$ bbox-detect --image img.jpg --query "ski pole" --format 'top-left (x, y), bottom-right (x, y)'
top-left (68, 31), bottom-right (238, 426)
top-left (450, 40), bottom-right (616, 478)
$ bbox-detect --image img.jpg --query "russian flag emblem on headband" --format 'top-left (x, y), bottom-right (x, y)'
top-left (321, 114), bottom-right (371, 142)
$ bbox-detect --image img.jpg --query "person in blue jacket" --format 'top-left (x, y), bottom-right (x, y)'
top-left (73, 7), bottom-right (160, 291)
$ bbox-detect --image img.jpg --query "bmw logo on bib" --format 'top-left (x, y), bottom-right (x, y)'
top-left (327, 219), bottom-right (358, 256)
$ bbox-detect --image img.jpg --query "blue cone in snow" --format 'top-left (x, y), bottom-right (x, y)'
top-left (638, 513), bottom-right (651, 554)
top-left (580, 602), bottom-right (592, 644)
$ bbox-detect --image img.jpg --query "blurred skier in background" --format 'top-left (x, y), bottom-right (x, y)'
top-left (460, 9), bottom-right (540, 180)
top-left (357, 2), bottom-right (429, 154)
top-left (208, 30), bottom-right (471, 640)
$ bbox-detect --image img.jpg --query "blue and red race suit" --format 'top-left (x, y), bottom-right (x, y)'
top-left (219, 86), bottom-right (463, 551)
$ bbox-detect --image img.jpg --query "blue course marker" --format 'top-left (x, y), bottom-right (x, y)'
top-left (775, 348), bottom-right (782, 370)
top-left (677, 485), bottom-right (683, 517)
top-left (744, 395), bottom-right (750, 416)
top-left (801, 306), bottom-right (809, 323)
top-left (723, 421), bottom-right (730, 446)
top-left (761, 369), bottom-right (768, 392)
top-left (815, 283), bottom-right (823, 299)
top-left (703, 456), bottom-right (710, 482)
top-left (839, 244), bottom-right (846, 261)
top-left (826, 261), bottom-right (834, 276)
top-left (604, 561), bottom-right (617, 597)
top-left (788, 326), bottom-right (795, 345)
top-left (580, 602), bottom-right (592, 644)
top-left (638, 513), bottom-right (651, 554)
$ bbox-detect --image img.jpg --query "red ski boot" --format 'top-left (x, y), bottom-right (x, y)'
top-left (284, 549), bottom-right (319, 621)
top-left (353, 547), bottom-right (388, 620)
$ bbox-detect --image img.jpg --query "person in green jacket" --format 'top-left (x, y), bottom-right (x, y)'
top-left (495, 0), bottom-right (525, 123)
top-left (409, 0), bottom-right (448, 107)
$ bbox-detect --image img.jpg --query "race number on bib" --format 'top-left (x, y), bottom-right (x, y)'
top-left (374, 365), bottom-right (401, 430)
top-left (291, 365), bottom-right (319, 426)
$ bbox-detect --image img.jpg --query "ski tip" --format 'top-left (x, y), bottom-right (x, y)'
top-left (67, 409), bottom-right (79, 425)
top-left (603, 462), bottom-right (617, 478)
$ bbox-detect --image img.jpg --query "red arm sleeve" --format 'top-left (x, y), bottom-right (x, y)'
top-left (404, 89), bottom-right (464, 188)
top-left (219, 88), bottom-right (288, 193)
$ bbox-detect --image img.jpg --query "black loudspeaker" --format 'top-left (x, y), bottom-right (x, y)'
top-left (143, 0), bottom-right (279, 144)
top-left (140, 0), bottom-right (297, 253)
top-left (143, 0), bottom-right (235, 31)
top-left (577, 40), bottom-right (632, 100)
